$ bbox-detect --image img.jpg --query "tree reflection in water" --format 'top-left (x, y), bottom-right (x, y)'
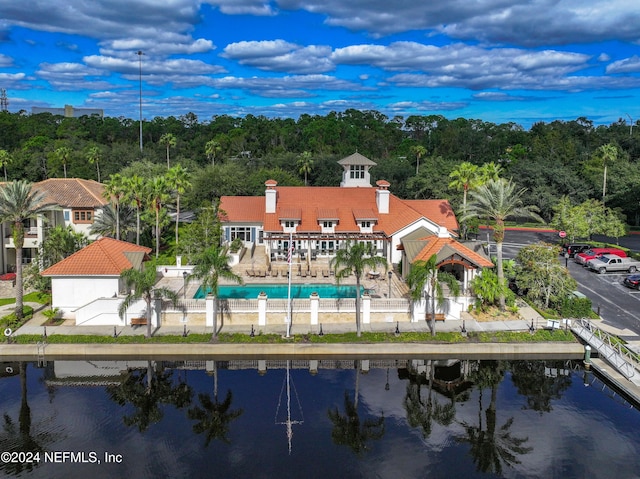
top-left (188, 360), bottom-right (243, 446)
top-left (107, 360), bottom-right (193, 433)
top-left (327, 360), bottom-right (385, 455)
top-left (458, 360), bottom-right (533, 475)
top-left (0, 363), bottom-right (52, 476)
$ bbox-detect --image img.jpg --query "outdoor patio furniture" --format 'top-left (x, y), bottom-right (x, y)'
top-left (271, 269), bottom-right (279, 278)
top-left (310, 269), bottom-right (317, 278)
top-left (322, 270), bottom-right (329, 278)
top-left (301, 269), bottom-right (307, 278)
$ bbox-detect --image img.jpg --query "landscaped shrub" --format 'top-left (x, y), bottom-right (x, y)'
top-left (559, 297), bottom-right (593, 318)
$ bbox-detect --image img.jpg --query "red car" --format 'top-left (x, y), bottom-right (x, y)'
top-left (575, 247), bottom-right (626, 266)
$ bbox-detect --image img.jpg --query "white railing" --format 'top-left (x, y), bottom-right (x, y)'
top-left (162, 297), bottom-right (411, 314)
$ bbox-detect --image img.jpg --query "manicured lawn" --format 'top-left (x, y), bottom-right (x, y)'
top-left (0, 292), bottom-right (50, 306)
top-left (8, 329), bottom-right (577, 344)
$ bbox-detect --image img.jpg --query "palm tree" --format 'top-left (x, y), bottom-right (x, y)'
top-left (122, 175), bottom-right (146, 245)
top-left (0, 149), bottom-right (12, 181)
top-left (479, 161), bottom-right (503, 182)
top-left (187, 244), bottom-right (242, 341)
top-left (297, 151), bottom-right (314, 186)
top-left (118, 261), bottom-right (179, 338)
top-left (53, 146), bottom-right (71, 178)
top-left (205, 139), bottom-right (221, 167)
top-left (462, 178), bottom-right (542, 310)
top-left (411, 144), bottom-right (427, 175)
top-left (86, 145), bottom-right (102, 182)
top-left (147, 176), bottom-right (171, 259)
top-left (160, 133), bottom-right (177, 169)
top-left (103, 173), bottom-right (126, 241)
top-left (597, 143), bottom-right (618, 204)
top-left (449, 161), bottom-right (481, 239)
top-left (90, 204), bottom-right (136, 240)
top-left (0, 181), bottom-right (55, 320)
top-left (188, 361), bottom-right (243, 446)
top-left (407, 254), bottom-right (460, 336)
top-left (166, 165), bottom-right (191, 245)
top-left (330, 241), bottom-right (388, 337)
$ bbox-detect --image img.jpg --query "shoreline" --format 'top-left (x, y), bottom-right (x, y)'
top-left (0, 341), bottom-right (586, 360)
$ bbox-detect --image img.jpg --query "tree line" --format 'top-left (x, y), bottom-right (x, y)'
top-left (1, 110), bottom-right (639, 225)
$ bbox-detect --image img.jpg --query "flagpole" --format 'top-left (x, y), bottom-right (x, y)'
top-left (286, 231), bottom-right (293, 338)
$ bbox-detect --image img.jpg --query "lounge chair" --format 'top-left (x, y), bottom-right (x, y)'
top-left (301, 269), bottom-right (307, 278)
top-left (246, 270), bottom-right (254, 277)
top-left (310, 269), bottom-right (317, 278)
top-left (271, 269), bottom-right (279, 278)
top-left (322, 270), bottom-right (329, 278)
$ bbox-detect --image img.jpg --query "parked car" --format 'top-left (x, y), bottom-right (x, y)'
top-left (623, 273), bottom-right (640, 290)
top-left (561, 243), bottom-right (592, 258)
top-left (586, 254), bottom-right (640, 274)
top-left (574, 247), bottom-right (626, 266)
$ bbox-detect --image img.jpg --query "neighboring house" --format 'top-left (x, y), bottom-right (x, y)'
top-left (0, 178), bottom-right (108, 274)
top-left (40, 237), bottom-right (151, 319)
top-left (220, 152), bottom-right (461, 267)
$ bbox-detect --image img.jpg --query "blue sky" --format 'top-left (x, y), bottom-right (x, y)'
top-left (1, 0), bottom-right (639, 128)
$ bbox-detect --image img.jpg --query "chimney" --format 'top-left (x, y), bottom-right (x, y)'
top-left (265, 180), bottom-right (277, 213)
top-left (438, 225), bottom-right (449, 238)
top-left (375, 180), bottom-right (390, 214)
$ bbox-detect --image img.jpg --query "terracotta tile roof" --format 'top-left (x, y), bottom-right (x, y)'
top-left (34, 178), bottom-right (107, 208)
top-left (401, 199), bottom-right (459, 234)
top-left (219, 196), bottom-right (264, 222)
top-left (413, 236), bottom-right (494, 268)
top-left (352, 209), bottom-right (378, 220)
top-left (317, 208), bottom-right (339, 220)
top-left (279, 207), bottom-right (302, 220)
top-left (41, 238), bottom-right (152, 276)
top-left (221, 186), bottom-right (459, 237)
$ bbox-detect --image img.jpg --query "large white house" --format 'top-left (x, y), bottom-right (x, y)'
top-left (0, 178), bottom-right (108, 274)
top-left (220, 153), bottom-right (493, 292)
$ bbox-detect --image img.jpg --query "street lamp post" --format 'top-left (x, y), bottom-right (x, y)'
top-left (182, 271), bottom-right (188, 300)
top-left (388, 270), bottom-right (392, 298)
top-left (136, 50), bottom-right (144, 153)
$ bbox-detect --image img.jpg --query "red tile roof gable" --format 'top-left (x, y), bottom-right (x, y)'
top-left (41, 238), bottom-right (152, 276)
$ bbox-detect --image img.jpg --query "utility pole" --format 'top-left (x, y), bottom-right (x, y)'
top-left (0, 89), bottom-right (8, 112)
top-left (137, 51), bottom-right (144, 153)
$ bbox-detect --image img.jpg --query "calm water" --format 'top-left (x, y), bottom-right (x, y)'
top-left (195, 283), bottom-right (363, 299)
top-left (1, 359), bottom-right (639, 479)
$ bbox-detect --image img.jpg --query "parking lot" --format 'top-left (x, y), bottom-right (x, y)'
top-left (487, 229), bottom-right (640, 335)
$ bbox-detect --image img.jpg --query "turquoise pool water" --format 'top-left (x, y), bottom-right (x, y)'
top-left (194, 283), bottom-right (363, 299)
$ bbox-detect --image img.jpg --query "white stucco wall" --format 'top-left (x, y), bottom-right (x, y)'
top-left (51, 276), bottom-right (120, 316)
top-left (390, 219), bottom-right (443, 264)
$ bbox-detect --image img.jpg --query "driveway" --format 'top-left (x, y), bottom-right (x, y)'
top-left (488, 228), bottom-right (640, 335)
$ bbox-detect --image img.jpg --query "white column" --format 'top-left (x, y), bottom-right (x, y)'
top-left (258, 292), bottom-right (267, 326)
top-left (412, 298), bottom-right (426, 323)
top-left (310, 292), bottom-right (319, 325)
top-left (205, 294), bottom-right (214, 327)
top-left (362, 293), bottom-right (371, 324)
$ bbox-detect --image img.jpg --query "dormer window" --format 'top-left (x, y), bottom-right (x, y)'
top-left (285, 221), bottom-right (295, 228)
top-left (361, 221), bottom-right (371, 228)
top-left (323, 221), bottom-right (333, 228)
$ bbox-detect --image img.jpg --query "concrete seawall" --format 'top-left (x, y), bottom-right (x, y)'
top-left (0, 342), bottom-right (586, 360)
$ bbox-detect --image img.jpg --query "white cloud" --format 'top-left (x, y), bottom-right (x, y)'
top-left (277, 0), bottom-right (640, 46)
top-left (606, 56), bottom-right (640, 74)
top-left (223, 40), bottom-right (334, 73)
top-left (0, 54), bottom-right (13, 67)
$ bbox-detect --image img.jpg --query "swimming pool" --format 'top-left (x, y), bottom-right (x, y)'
top-left (194, 283), bottom-right (363, 299)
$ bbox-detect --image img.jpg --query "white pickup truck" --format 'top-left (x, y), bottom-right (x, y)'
top-left (587, 254), bottom-right (640, 274)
